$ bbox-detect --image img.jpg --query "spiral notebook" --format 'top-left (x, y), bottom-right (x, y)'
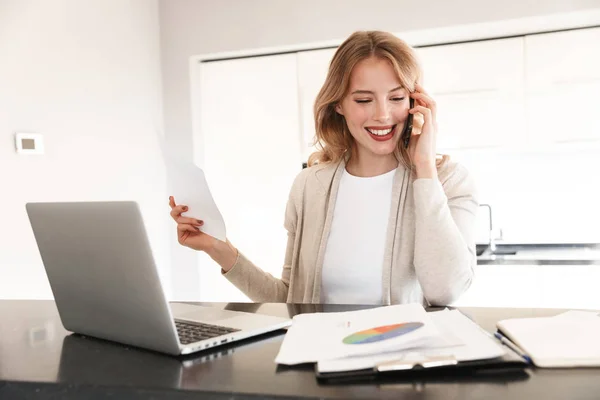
top-left (496, 310), bottom-right (600, 368)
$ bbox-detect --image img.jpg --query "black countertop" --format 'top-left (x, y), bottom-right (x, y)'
top-left (1, 301), bottom-right (600, 399)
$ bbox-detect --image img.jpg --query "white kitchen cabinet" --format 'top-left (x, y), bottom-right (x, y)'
top-left (540, 265), bottom-right (600, 310)
top-left (450, 265), bottom-right (543, 308)
top-left (414, 38), bottom-right (526, 152)
top-left (296, 48), bottom-right (337, 161)
top-left (525, 27), bottom-right (600, 147)
top-left (196, 54), bottom-right (302, 301)
top-left (451, 264), bottom-right (600, 310)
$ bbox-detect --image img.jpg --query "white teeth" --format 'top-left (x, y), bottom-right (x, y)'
top-left (366, 127), bottom-right (393, 136)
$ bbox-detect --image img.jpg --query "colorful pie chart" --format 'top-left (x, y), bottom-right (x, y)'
top-left (342, 322), bottom-right (424, 345)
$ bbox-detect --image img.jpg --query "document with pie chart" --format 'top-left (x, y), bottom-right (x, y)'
top-left (275, 303), bottom-right (448, 365)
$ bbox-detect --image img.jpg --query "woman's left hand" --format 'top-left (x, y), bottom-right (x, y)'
top-left (408, 83), bottom-right (438, 179)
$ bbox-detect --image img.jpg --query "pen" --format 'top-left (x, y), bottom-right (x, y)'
top-left (494, 332), bottom-right (533, 365)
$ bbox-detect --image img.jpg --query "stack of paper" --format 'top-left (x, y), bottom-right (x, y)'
top-left (275, 303), bottom-right (507, 373)
top-left (497, 309), bottom-right (600, 368)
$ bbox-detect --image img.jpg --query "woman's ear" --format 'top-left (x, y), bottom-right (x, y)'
top-left (335, 103), bottom-right (344, 115)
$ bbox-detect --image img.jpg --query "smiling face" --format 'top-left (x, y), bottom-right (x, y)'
top-left (335, 56), bottom-right (412, 161)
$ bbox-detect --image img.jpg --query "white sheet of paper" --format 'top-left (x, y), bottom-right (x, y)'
top-left (165, 160), bottom-right (226, 242)
top-left (316, 309), bottom-right (506, 373)
top-left (158, 134), bottom-right (226, 242)
top-left (274, 303), bottom-right (443, 365)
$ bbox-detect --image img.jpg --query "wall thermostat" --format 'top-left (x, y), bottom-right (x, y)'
top-left (15, 133), bottom-right (44, 155)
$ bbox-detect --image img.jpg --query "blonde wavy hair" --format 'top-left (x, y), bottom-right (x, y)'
top-left (307, 30), bottom-right (446, 169)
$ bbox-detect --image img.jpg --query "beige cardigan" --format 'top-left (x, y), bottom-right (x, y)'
top-left (222, 157), bottom-right (478, 306)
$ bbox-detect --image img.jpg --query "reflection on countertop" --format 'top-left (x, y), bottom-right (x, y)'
top-left (476, 243), bottom-right (600, 265)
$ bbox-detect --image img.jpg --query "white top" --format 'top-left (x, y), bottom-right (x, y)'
top-left (320, 167), bottom-right (396, 305)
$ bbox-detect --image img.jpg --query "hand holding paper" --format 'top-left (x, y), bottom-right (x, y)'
top-left (158, 134), bottom-right (227, 243)
top-left (166, 160), bottom-right (226, 242)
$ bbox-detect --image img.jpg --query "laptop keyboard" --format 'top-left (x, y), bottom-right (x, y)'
top-left (175, 320), bottom-right (241, 345)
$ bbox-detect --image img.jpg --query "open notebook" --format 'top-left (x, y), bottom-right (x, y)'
top-left (497, 310), bottom-right (600, 368)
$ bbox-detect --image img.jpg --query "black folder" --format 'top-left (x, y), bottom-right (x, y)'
top-left (315, 340), bottom-right (530, 383)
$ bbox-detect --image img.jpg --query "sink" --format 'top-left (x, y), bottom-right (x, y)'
top-left (476, 243), bottom-right (600, 265)
top-left (475, 245), bottom-right (517, 256)
top-left (490, 247), bottom-right (518, 256)
top-left (476, 244), bottom-right (488, 256)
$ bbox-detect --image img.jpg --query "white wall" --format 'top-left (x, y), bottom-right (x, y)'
top-left (159, 0), bottom-right (600, 299)
top-left (0, 0), bottom-right (171, 299)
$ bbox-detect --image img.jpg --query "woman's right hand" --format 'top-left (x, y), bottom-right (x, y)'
top-left (169, 196), bottom-right (217, 252)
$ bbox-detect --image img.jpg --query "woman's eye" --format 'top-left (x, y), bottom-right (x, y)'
top-left (354, 97), bottom-right (404, 104)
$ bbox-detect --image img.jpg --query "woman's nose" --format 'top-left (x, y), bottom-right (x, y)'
top-left (374, 102), bottom-right (391, 122)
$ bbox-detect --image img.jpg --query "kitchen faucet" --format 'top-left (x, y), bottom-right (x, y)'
top-left (479, 204), bottom-right (496, 253)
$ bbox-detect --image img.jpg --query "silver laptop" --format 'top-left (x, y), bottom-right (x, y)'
top-left (25, 201), bottom-right (291, 356)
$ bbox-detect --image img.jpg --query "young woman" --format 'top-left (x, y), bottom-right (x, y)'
top-left (169, 31), bottom-right (478, 306)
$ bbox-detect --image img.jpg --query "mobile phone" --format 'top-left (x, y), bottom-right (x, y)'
top-left (402, 97), bottom-right (415, 148)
